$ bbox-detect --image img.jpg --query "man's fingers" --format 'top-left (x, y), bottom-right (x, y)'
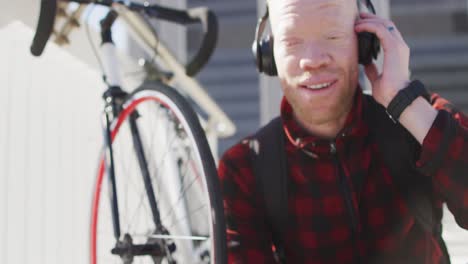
top-left (355, 21), bottom-right (409, 58)
top-left (355, 18), bottom-right (403, 39)
top-left (364, 62), bottom-right (379, 83)
top-left (355, 22), bottom-right (393, 50)
top-left (355, 18), bottom-right (395, 29)
top-left (359, 12), bottom-right (378, 19)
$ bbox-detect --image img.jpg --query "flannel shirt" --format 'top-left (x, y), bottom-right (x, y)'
top-left (218, 89), bottom-right (468, 263)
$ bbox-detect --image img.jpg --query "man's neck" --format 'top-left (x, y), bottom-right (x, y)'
top-left (293, 100), bottom-right (354, 140)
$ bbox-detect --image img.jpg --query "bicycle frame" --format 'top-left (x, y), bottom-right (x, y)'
top-left (110, 3), bottom-right (236, 140)
top-left (99, 10), bottom-right (168, 247)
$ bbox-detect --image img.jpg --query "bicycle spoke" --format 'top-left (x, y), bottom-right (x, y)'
top-left (167, 204), bottom-right (207, 230)
top-left (124, 144), bottom-right (176, 235)
top-left (122, 150), bottom-right (143, 231)
top-left (121, 109), bottom-right (178, 234)
top-left (149, 234), bottom-right (208, 241)
top-left (158, 147), bottom-right (202, 225)
top-left (121, 107), bottom-right (157, 233)
top-left (153, 117), bottom-right (178, 196)
top-left (127, 189), bottom-right (153, 234)
top-left (158, 154), bottom-right (197, 224)
top-left (140, 103), bottom-right (163, 180)
top-left (114, 126), bottom-right (149, 234)
top-left (177, 147), bottom-right (193, 192)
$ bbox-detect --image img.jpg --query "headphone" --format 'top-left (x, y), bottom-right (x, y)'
top-left (252, 0), bottom-right (381, 76)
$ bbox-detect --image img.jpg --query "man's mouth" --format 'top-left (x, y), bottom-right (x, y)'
top-left (300, 80), bottom-right (337, 91)
top-left (304, 82), bottom-right (333, 90)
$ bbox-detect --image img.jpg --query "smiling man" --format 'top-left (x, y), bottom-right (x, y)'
top-left (272, 0), bottom-right (361, 139)
top-left (218, 0), bottom-right (468, 263)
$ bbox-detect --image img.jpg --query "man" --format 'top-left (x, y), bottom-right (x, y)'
top-left (218, 0), bottom-right (468, 263)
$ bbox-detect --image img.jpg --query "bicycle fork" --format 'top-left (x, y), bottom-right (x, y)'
top-left (98, 10), bottom-right (173, 262)
top-left (100, 9), bottom-right (124, 244)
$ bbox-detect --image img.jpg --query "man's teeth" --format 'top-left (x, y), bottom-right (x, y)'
top-left (306, 82), bottom-right (332, 90)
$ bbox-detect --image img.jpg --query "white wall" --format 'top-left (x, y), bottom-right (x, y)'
top-left (0, 21), bottom-right (104, 264)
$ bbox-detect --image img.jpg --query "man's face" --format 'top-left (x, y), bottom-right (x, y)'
top-left (270, 0), bottom-right (360, 127)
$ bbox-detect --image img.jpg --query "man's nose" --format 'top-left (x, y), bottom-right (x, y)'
top-left (299, 45), bottom-right (331, 70)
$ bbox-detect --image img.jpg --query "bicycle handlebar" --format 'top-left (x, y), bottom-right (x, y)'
top-left (30, 0), bottom-right (57, 56)
top-left (184, 8), bottom-right (218, 77)
top-left (143, 5), bottom-right (218, 76)
top-left (30, 0), bottom-right (218, 76)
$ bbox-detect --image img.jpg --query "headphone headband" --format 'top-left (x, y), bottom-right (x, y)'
top-left (254, 7), bottom-right (269, 44)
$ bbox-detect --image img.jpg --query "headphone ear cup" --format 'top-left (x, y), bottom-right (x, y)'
top-left (252, 38), bottom-right (263, 73)
top-left (358, 32), bottom-right (381, 65)
top-left (259, 35), bottom-right (278, 76)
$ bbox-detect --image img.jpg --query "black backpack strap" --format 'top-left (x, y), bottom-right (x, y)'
top-left (249, 117), bottom-right (288, 262)
top-left (365, 96), bottom-right (450, 263)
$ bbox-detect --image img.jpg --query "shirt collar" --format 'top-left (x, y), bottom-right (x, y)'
top-left (281, 89), bottom-right (369, 157)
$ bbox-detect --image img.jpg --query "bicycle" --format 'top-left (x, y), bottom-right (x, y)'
top-left (31, 0), bottom-right (235, 263)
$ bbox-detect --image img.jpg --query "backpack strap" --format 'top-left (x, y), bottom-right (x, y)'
top-left (365, 96), bottom-right (450, 263)
top-left (249, 117), bottom-right (288, 262)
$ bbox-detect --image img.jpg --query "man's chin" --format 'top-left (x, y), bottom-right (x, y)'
top-left (296, 99), bottom-right (353, 125)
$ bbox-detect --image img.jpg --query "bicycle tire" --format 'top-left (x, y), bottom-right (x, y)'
top-left (90, 81), bottom-right (227, 264)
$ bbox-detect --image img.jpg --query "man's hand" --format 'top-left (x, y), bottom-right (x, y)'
top-left (355, 12), bottom-right (439, 144)
top-left (355, 12), bottom-right (411, 108)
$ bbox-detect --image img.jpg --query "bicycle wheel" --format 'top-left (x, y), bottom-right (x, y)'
top-left (90, 81), bottom-right (227, 264)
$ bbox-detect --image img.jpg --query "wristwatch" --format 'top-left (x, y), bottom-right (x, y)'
top-left (386, 80), bottom-right (431, 123)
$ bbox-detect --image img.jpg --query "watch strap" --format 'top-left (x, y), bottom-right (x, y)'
top-left (386, 80), bottom-right (430, 123)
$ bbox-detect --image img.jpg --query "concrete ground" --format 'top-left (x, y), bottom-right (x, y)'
top-left (442, 206), bottom-right (468, 264)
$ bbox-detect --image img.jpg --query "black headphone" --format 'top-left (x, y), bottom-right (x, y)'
top-left (252, 0), bottom-right (381, 76)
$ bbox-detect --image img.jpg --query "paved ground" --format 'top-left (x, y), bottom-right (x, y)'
top-left (442, 206), bottom-right (468, 264)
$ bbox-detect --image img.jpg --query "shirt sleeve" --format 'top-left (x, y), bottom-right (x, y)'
top-left (416, 94), bottom-right (468, 229)
top-left (218, 141), bottom-right (277, 263)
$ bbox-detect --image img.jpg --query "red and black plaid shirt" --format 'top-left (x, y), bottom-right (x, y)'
top-left (218, 90), bottom-right (468, 263)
